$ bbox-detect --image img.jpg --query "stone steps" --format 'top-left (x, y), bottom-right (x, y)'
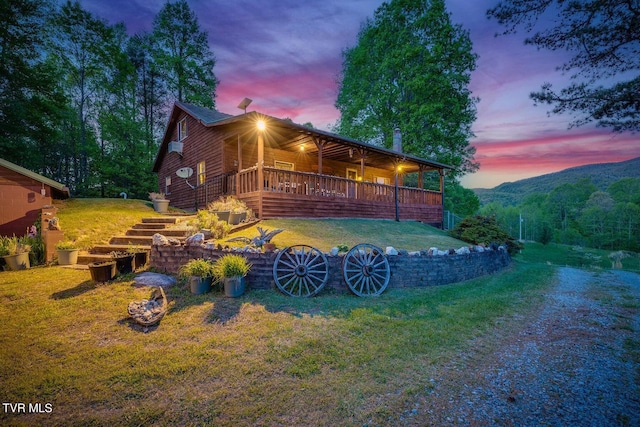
top-left (77, 216), bottom-right (194, 266)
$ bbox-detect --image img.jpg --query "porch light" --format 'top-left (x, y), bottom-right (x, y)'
top-left (257, 120), bottom-right (266, 131)
top-left (300, 144), bottom-right (305, 151)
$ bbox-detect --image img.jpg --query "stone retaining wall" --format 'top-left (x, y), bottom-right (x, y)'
top-left (150, 244), bottom-right (511, 292)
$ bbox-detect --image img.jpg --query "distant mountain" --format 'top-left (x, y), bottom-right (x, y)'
top-left (474, 157), bottom-right (640, 206)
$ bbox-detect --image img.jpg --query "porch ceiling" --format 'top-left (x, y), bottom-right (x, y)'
top-left (265, 122), bottom-right (441, 174)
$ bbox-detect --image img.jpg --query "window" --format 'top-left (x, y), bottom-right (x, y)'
top-left (178, 118), bottom-right (187, 141)
top-left (346, 168), bottom-right (358, 180)
top-left (375, 176), bottom-right (390, 185)
top-left (165, 176), bottom-right (172, 195)
top-left (274, 160), bottom-right (294, 171)
top-left (197, 161), bottom-right (206, 185)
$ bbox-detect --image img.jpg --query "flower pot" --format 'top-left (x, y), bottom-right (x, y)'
top-left (228, 212), bottom-right (246, 225)
top-left (89, 261), bottom-right (116, 283)
top-left (190, 276), bottom-right (213, 295)
top-left (152, 199), bottom-right (170, 213)
top-left (113, 254), bottom-right (134, 275)
top-left (57, 249), bottom-right (79, 266)
top-left (133, 251), bottom-right (148, 270)
top-left (213, 210), bottom-right (230, 223)
top-left (2, 253), bottom-right (30, 271)
top-left (224, 276), bottom-right (245, 298)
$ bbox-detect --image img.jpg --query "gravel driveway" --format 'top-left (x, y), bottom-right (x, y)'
top-left (402, 267), bottom-right (640, 426)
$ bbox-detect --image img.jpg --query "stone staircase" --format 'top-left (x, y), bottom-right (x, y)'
top-left (77, 217), bottom-right (193, 266)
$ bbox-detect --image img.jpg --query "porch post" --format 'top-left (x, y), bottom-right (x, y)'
top-left (237, 134), bottom-right (243, 171)
top-left (359, 149), bottom-right (366, 177)
top-left (418, 166), bottom-right (424, 189)
top-left (439, 169), bottom-right (445, 229)
top-left (257, 131), bottom-right (264, 218)
top-left (314, 137), bottom-right (324, 174)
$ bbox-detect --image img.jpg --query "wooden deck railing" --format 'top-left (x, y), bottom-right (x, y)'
top-left (235, 166), bottom-right (441, 206)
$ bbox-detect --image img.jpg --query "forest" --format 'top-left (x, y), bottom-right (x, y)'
top-left (1, 0), bottom-right (218, 199)
top-left (478, 177), bottom-right (640, 252)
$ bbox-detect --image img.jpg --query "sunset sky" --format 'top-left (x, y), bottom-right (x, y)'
top-left (75, 0), bottom-right (639, 189)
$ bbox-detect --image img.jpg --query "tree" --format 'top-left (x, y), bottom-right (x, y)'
top-left (487, 0), bottom-right (640, 132)
top-left (444, 181), bottom-right (479, 216)
top-left (151, 0), bottom-right (218, 108)
top-left (0, 0), bottom-right (67, 171)
top-left (48, 1), bottom-right (114, 194)
top-left (335, 0), bottom-right (479, 178)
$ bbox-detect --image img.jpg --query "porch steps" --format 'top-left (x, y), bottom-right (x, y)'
top-left (75, 216), bottom-right (193, 266)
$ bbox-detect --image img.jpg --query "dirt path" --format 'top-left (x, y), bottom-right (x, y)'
top-left (403, 267), bottom-right (640, 426)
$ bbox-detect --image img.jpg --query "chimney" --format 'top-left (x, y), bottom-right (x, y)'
top-left (393, 128), bottom-right (402, 153)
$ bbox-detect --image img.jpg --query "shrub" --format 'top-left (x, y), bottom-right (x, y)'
top-left (189, 210), bottom-right (232, 239)
top-left (178, 258), bottom-right (215, 278)
top-left (207, 196), bottom-right (249, 214)
top-left (212, 254), bottom-right (251, 280)
top-left (449, 215), bottom-right (523, 255)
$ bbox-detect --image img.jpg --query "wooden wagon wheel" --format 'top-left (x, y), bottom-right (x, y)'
top-left (273, 245), bottom-right (329, 297)
top-left (342, 243), bottom-right (390, 296)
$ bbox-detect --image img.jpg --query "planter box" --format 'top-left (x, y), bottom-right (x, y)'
top-left (229, 212), bottom-right (246, 225)
top-left (89, 261), bottom-right (116, 282)
top-left (224, 276), bottom-right (246, 297)
top-left (190, 276), bottom-right (213, 295)
top-left (212, 210), bottom-right (230, 223)
top-left (133, 251), bottom-right (148, 270)
top-left (152, 199), bottom-right (170, 213)
top-left (57, 249), bottom-right (79, 266)
top-left (2, 253), bottom-right (30, 271)
top-left (113, 254), bottom-right (134, 275)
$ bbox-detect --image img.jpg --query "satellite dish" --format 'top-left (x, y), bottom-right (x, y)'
top-left (176, 167), bottom-right (193, 179)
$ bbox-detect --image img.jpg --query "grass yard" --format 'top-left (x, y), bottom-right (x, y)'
top-left (0, 260), bottom-right (555, 426)
top-left (1, 198), bottom-right (634, 425)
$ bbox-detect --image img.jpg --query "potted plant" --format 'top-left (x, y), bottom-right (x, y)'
top-left (88, 261), bottom-right (117, 283)
top-left (111, 250), bottom-right (135, 275)
top-left (56, 240), bottom-right (79, 266)
top-left (0, 236), bottom-right (31, 271)
top-left (149, 192), bottom-right (170, 213)
top-left (213, 254), bottom-right (251, 297)
top-left (128, 245), bottom-right (149, 270)
top-left (179, 258), bottom-right (215, 295)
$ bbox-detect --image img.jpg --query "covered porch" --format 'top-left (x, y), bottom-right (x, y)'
top-left (197, 113), bottom-right (451, 227)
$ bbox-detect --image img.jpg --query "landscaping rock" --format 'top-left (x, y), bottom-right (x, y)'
top-left (152, 233), bottom-right (169, 246)
top-left (386, 246), bottom-right (399, 256)
top-left (134, 272), bottom-right (176, 288)
top-left (456, 246), bottom-right (471, 255)
top-left (330, 247), bottom-right (339, 256)
top-left (185, 232), bottom-right (204, 246)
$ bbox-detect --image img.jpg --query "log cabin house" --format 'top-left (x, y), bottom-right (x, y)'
top-left (152, 102), bottom-right (453, 227)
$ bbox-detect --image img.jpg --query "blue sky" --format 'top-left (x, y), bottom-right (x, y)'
top-left (74, 0), bottom-right (639, 188)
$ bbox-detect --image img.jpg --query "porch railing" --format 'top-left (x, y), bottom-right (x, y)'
top-left (236, 166), bottom-right (441, 205)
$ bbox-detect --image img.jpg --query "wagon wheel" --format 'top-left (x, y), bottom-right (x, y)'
top-left (342, 243), bottom-right (390, 296)
top-left (273, 245), bottom-right (329, 297)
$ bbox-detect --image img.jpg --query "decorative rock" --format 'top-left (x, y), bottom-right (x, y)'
top-left (330, 247), bottom-right (339, 256)
top-left (134, 272), bottom-right (177, 288)
top-left (474, 245), bottom-right (485, 252)
top-left (408, 251), bottom-right (421, 256)
top-left (386, 246), bottom-right (399, 256)
top-left (185, 233), bottom-right (204, 246)
top-left (428, 247), bottom-right (438, 256)
top-left (152, 233), bottom-right (169, 246)
top-left (167, 237), bottom-right (181, 245)
top-left (398, 249), bottom-right (409, 256)
top-left (455, 246), bottom-right (471, 255)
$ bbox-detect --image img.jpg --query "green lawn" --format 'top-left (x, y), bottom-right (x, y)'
top-left (0, 260), bottom-right (555, 426)
top-left (1, 198), bottom-right (634, 425)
